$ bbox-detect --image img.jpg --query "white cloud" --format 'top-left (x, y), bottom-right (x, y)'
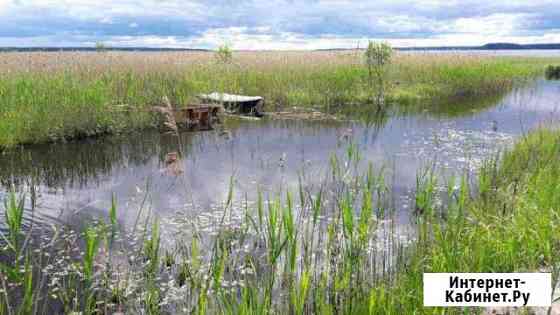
top-left (1, 0), bottom-right (560, 49)
top-left (0, 0), bottom-right (13, 13)
top-left (99, 17), bottom-right (113, 24)
top-left (453, 13), bottom-right (529, 36)
top-left (2, 30), bottom-right (560, 50)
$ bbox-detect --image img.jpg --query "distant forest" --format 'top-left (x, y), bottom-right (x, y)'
top-left (397, 43), bottom-right (560, 51)
top-left (1, 43), bottom-right (560, 52)
top-left (0, 47), bottom-right (209, 52)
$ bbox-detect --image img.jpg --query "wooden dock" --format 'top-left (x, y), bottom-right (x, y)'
top-left (198, 92), bottom-right (263, 116)
top-left (174, 104), bottom-right (223, 130)
top-left (112, 98), bottom-right (225, 132)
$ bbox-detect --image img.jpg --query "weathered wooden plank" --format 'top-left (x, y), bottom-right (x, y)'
top-left (198, 92), bottom-right (264, 116)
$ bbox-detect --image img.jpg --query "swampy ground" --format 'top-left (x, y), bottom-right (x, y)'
top-left (0, 51), bottom-right (558, 146)
top-left (1, 51), bottom-right (560, 314)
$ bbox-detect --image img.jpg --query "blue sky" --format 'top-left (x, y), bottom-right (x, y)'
top-left (1, 0), bottom-right (560, 49)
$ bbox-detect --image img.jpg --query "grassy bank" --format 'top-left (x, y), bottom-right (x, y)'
top-left (372, 128), bottom-right (560, 313)
top-left (0, 51), bottom-right (557, 147)
top-left (2, 127), bottom-right (560, 314)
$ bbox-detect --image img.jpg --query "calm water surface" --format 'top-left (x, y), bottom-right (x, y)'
top-left (402, 49), bottom-right (560, 57)
top-left (1, 79), bottom-right (559, 238)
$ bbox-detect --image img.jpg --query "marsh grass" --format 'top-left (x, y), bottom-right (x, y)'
top-left (0, 108), bottom-right (560, 315)
top-left (3, 189), bottom-right (25, 252)
top-left (394, 129), bottom-right (560, 313)
top-left (0, 144), bottom-right (400, 314)
top-left (0, 51), bottom-right (557, 147)
top-left (1, 129), bottom-right (560, 314)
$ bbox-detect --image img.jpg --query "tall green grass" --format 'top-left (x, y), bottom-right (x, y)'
top-left (1, 129), bottom-right (560, 314)
top-left (376, 129), bottom-right (560, 313)
top-left (0, 52), bottom-right (557, 147)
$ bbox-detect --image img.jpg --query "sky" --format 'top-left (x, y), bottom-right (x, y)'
top-left (1, 0), bottom-right (560, 50)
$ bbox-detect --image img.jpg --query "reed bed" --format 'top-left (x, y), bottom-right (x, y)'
top-left (0, 145), bottom-right (401, 314)
top-left (0, 51), bottom-right (557, 147)
top-left (2, 127), bottom-right (560, 314)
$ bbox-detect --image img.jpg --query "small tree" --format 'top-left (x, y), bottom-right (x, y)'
top-left (213, 44), bottom-right (235, 98)
top-left (364, 41), bottom-right (393, 107)
top-left (95, 41), bottom-right (108, 52)
top-left (215, 44), bottom-right (233, 64)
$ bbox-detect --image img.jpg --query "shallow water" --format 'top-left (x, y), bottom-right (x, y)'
top-left (1, 79), bottom-right (559, 237)
top-left (402, 49), bottom-right (560, 57)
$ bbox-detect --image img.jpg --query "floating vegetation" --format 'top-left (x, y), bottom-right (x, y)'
top-left (400, 122), bottom-right (515, 172)
top-left (0, 145), bottom-right (404, 314)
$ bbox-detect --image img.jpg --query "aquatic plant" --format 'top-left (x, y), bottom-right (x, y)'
top-left (3, 188), bottom-right (25, 252)
top-left (83, 227), bottom-right (99, 282)
top-left (2, 127), bottom-right (560, 314)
